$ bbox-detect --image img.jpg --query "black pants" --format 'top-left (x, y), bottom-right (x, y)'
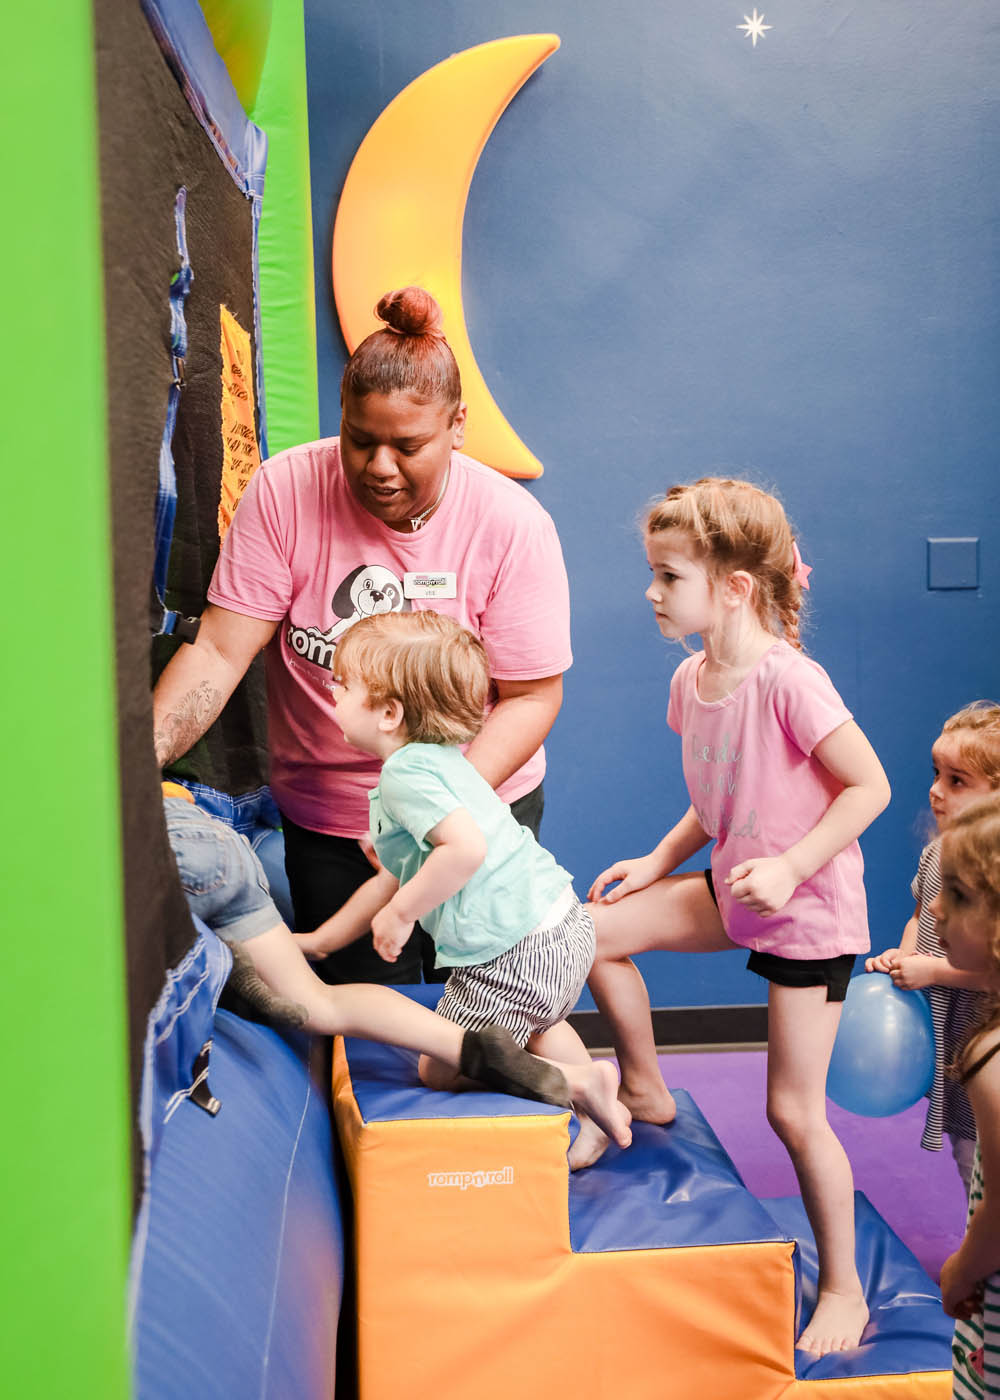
top-left (282, 783), bottom-right (545, 986)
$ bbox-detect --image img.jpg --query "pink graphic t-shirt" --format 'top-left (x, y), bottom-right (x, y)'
top-left (207, 440), bottom-right (572, 837)
top-left (667, 641), bottom-right (870, 958)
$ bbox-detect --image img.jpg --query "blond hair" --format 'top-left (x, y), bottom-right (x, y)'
top-left (644, 476), bottom-right (805, 649)
top-left (940, 794), bottom-right (1000, 1073)
top-left (941, 701), bottom-right (1000, 788)
top-left (333, 611), bottom-right (489, 745)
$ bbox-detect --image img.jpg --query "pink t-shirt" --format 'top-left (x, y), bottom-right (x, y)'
top-left (667, 641), bottom-right (870, 958)
top-left (207, 440), bottom-right (572, 836)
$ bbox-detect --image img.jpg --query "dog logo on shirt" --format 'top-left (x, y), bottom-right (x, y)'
top-left (286, 563), bottom-right (411, 671)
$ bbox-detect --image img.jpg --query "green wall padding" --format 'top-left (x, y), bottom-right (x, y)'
top-left (253, 0), bottom-right (320, 452)
top-left (1, 5), bottom-right (130, 1397)
top-left (201, 0), bottom-right (274, 112)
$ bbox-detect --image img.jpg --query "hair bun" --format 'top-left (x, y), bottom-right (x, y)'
top-left (375, 286), bottom-right (444, 338)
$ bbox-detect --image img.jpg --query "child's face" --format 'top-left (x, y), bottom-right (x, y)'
top-left (331, 673), bottom-right (385, 755)
top-left (929, 731), bottom-right (996, 830)
top-left (929, 855), bottom-right (997, 977)
top-left (644, 530), bottom-right (719, 641)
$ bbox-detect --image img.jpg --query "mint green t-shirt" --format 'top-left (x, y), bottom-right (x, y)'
top-left (369, 744), bottom-right (572, 967)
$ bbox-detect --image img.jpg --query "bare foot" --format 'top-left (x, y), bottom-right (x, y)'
top-left (568, 1113), bottom-right (610, 1171)
top-left (619, 1080), bottom-right (677, 1125)
top-left (569, 1059), bottom-right (633, 1153)
top-left (796, 1288), bottom-right (869, 1355)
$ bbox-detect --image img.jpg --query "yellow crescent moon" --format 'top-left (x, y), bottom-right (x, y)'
top-left (332, 35), bottom-right (561, 480)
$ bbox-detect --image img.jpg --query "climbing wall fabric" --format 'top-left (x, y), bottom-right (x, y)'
top-left (94, 0), bottom-right (269, 1205)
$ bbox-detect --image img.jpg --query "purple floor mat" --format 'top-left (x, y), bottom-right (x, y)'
top-left (652, 1048), bottom-right (966, 1281)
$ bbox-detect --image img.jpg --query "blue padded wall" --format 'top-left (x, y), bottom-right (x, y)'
top-left (131, 1011), bottom-right (343, 1400)
top-left (303, 0), bottom-right (1000, 1010)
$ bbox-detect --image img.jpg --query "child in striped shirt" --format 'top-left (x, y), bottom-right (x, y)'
top-left (931, 794), bottom-right (1000, 1399)
top-left (294, 610), bottom-right (632, 1167)
top-left (866, 703), bottom-right (1000, 1193)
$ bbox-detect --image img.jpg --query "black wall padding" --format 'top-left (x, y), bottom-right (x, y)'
top-left (95, 0), bottom-right (269, 1204)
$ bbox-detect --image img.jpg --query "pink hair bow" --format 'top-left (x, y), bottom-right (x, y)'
top-left (791, 540), bottom-right (812, 590)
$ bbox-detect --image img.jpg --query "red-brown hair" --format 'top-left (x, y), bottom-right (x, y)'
top-left (341, 287), bottom-right (462, 415)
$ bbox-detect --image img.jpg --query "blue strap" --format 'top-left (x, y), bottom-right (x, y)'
top-left (153, 188), bottom-right (199, 641)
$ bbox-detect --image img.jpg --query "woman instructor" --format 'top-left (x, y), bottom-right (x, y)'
top-left (153, 287), bottom-right (572, 985)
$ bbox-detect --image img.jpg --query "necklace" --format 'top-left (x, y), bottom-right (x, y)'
top-left (409, 464), bottom-right (451, 531)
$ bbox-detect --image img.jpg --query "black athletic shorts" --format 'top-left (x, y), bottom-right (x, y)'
top-left (704, 868), bottom-right (855, 1002)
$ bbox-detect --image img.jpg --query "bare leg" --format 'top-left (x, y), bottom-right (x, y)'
top-left (766, 983), bottom-right (868, 1355)
top-left (587, 873), bottom-right (732, 1122)
top-left (216, 922), bottom-right (568, 1109)
top-left (587, 952), bottom-right (675, 1124)
top-left (528, 1020), bottom-right (632, 1169)
top-left (242, 923), bottom-right (469, 1063)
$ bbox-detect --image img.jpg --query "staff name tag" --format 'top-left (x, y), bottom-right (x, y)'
top-left (404, 571), bottom-right (457, 600)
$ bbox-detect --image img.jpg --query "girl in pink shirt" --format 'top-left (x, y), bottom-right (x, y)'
top-left (585, 477), bottom-right (891, 1357)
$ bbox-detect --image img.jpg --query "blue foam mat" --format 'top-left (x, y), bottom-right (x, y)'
top-left (568, 1097), bottom-right (791, 1252)
top-left (761, 1193), bottom-right (953, 1381)
top-left (131, 1011), bottom-right (343, 1400)
top-left (344, 1030), bottom-right (568, 1124)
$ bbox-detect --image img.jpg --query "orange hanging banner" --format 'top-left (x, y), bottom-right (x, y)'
top-left (218, 305), bottom-right (261, 543)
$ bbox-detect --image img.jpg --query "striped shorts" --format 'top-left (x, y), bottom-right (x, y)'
top-left (436, 887), bottom-right (595, 1047)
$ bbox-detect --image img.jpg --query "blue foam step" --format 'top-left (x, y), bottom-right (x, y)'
top-left (131, 1011), bottom-right (344, 1400)
top-left (762, 1192), bottom-right (953, 1381)
top-left (569, 1092), bottom-right (792, 1252)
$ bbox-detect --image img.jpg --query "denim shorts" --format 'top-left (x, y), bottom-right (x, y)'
top-left (164, 797), bottom-right (281, 943)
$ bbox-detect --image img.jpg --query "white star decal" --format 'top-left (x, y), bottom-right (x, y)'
top-left (738, 9), bottom-right (772, 47)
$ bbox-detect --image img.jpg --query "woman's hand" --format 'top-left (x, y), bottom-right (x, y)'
top-left (725, 854), bottom-right (798, 916)
top-left (588, 854), bottom-right (663, 904)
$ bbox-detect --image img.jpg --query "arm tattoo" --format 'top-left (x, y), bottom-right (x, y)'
top-left (153, 682), bottom-right (225, 767)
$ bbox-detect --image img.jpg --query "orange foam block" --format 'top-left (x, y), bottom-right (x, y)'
top-left (332, 1032), bottom-right (951, 1400)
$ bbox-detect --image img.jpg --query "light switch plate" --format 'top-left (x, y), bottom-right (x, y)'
top-left (927, 537), bottom-right (979, 590)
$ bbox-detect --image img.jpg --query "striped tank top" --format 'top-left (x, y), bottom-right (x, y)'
top-left (952, 1039), bottom-right (1000, 1399)
top-left (912, 841), bottom-right (983, 1150)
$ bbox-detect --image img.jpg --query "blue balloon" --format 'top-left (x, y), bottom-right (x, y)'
top-left (826, 975), bottom-right (936, 1117)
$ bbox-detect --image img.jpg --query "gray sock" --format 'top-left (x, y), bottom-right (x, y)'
top-left (223, 940), bottom-right (309, 1029)
top-left (460, 1025), bottom-right (571, 1106)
